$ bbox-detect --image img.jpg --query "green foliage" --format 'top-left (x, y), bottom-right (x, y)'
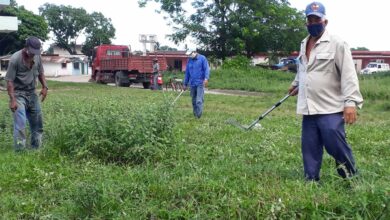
top-left (222, 55), bottom-right (251, 69)
top-left (209, 66), bottom-right (295, 92)
top-left (0, 2), bottom-right (49, 55)
top-left (82, 12), bottom-right (116, 57)
top-left (358, 72), bottom-right (390, 111)
top-left (351, 47), bottom-right (369, 51)
top-left (138, 0), bottom-right (306, 59)
top-left (0, 71), bottom-right (389, 218)
top-left (39, 4), bottom-right (115, 55)
top-left (46, 94), bottom-right (175, 165)
top-left (39, 3), bottom-right (90, 55)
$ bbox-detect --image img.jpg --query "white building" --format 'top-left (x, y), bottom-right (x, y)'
top-left (41, 55), bottom-right (90, 77)
top-left (0, 54), bottom-right (90, 77)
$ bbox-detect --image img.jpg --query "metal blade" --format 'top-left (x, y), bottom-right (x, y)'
top-left (226, 118), bottom-right (251, 131)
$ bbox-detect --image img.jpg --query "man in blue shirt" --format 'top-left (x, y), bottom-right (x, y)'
top-left (183, 49), bottom-right (210, 118)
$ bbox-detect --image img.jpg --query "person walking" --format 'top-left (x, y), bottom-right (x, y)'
top-left (5, 36), bottom-right (49, 151)
top-left (183, 48), bottom-right (210, 119)
top-left (288, 2), bottom-right (363, 181)
top-left (152, 58), bottom-right (160, 90)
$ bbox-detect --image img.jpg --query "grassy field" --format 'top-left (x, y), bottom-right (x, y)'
top-left (0, 69), bottom-right (389, 219)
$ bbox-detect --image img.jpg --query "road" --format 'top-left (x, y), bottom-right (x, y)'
top-left (47, 75), bottom-right (263, 97)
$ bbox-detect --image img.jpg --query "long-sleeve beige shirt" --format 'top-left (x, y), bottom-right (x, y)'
top-left (291, 30), bottom-right (363, 115)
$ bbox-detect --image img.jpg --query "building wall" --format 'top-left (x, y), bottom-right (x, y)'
top-left (52, 45), bottom-right (83, 55)
top-left (43, 62), bottom-right (72, 77)
top-left (352, 51), bottom-right (390, 73)
top-left (43, 62), bottom-right (90, 77)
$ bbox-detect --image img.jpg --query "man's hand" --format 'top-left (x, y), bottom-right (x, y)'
top-left (9, 99), bottom-right (17, 112)
top-left (203, 79), bottom-right (208, 87)
top-left (40, 87), bottom-right (48, 102)
top-left (288, 86), bottom-right (298, 96)
top-left (183, 85), bottom-right (187, 91)
top-left (343, 106), bottom-right (357, 124)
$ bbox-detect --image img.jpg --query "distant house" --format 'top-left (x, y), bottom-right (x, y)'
top-left (351, 51), bottom-right (390, 73)
top-left (0, 53), bottom-right (90, 77)
top-left (43, 44), bottom-right (90, 77)
top-left (41, 54), bottom-right (89, 77)
top-left (282, 51), bottom-right (390, 73)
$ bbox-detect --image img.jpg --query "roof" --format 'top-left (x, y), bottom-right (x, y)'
top-left (351, 51), bottom-right (390, 56)
top-left (41, 56), bottom-right (69, 63)
top-left (41, 55), bottom-right (89, 63)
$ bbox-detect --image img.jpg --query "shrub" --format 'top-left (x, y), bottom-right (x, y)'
top-left (222, 55), bottom-right (251, 69)
top-left (46, 96), bottom-right (175, 165)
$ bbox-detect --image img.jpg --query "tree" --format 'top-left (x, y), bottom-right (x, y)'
top-left (138, 0), bottom-right (306, 60)
top-left (0, 0), bottom-right (49, 55)
top-left (159, 45), bottom-right (178, 51)
top-left (39, 4), bottom-right (90, 55)
top-left (39, 4), bottom-right (115, 56)
top-left (351, 47), bottom-right (369, 51)
top-left (81, 12), bottom-right (115, 57)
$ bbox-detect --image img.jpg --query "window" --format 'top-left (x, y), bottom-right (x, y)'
top-left (106, 50), bottom-right (122, 56)
top-left (73, 62), bottom-right (80, 70)
top-left (61, 63), bottom-right (67, 69)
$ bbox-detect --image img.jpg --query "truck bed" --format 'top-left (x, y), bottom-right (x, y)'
top-left (100, 56), bottom-right (167, 73)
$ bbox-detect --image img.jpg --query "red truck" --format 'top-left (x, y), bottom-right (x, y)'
top-left (91, 44), bottom-right (188, 88)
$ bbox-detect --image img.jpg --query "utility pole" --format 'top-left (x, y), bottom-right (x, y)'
top-left (139, 34), bottom-right (157, 56)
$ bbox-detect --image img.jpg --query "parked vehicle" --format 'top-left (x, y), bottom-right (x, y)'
top-left (271, 57), bottom-right (298, 73)
top-left (91, 45), bottom-right (188, 88)
top-left (360, 62), bottom-right (390, 74)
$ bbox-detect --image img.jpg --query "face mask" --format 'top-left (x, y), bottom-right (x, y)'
top-left (307, 23), bottom-right (324, 37)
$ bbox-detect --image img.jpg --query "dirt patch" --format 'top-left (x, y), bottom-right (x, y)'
top-left (46, 75), bottom-right (90, 83)
top-left (46, 75), bottom-right (264, 96)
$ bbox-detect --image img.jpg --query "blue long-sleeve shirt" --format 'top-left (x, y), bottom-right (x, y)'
top-left (184, 54), bottom-right (210, 87)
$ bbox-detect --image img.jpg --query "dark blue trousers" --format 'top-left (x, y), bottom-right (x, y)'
top-left (302, 113), bottom-right (357, 181)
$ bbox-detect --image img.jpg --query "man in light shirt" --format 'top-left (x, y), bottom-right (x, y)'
top-left (288, 2), bottom-right (363, 181)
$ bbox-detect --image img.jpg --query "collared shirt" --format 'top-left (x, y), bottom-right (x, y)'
top-left (292, 30), bottom-right (363, 115)
top-left (5, 49), bottom-right (44, 92)
top-left (184, 54), bottom-right (210, 86)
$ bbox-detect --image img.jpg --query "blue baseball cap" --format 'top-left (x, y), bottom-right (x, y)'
top-left (305, 2), bottom-right (326, 18)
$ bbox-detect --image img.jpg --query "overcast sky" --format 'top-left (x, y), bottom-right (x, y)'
top-left (14, 0), bottom-right (390, 51)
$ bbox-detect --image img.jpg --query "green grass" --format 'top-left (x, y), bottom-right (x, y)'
top-left (0, 70), bottom-right (389, 219)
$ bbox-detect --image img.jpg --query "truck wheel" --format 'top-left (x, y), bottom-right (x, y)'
top-left (143, 82), bottom-right (151, 89)
top-left (115, 72), bottom-right (130, 87)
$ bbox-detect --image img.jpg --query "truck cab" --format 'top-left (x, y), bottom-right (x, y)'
top-left (91, 45), bottom-right (130, 81)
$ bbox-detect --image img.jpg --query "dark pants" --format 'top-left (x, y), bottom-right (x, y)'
top-left (301, 113), bottom-right (357, 181)
top-left (190, 85), bottom-right (204, 118)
